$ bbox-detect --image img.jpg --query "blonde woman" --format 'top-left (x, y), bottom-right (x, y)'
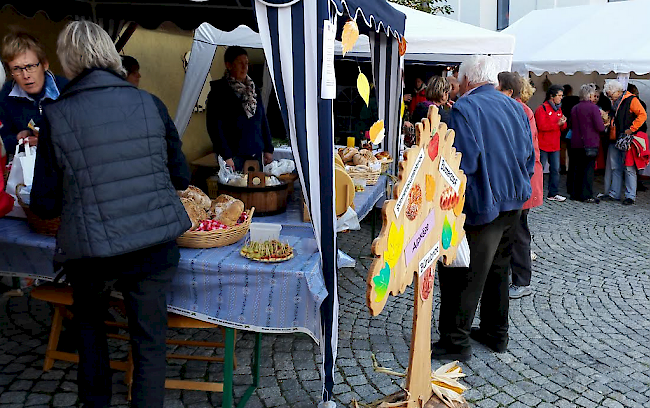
top-left (30, 21), bottom-right (191, 408)
top-left (411, 75), bottom-right (451, 125)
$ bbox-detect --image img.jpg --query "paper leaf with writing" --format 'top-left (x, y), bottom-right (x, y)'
top-left (357, 71), bottom-right (370, 107)
top-left (366, 104), bottom-right (469, 407)
top-left (369, 120), bottom-right (385, 145)
top-left (341, 20), bottom-right (360, 56)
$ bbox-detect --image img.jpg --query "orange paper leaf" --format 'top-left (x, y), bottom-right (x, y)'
top-left (341, 20), bottom-right (360, 56)
top-left (398, 36), bottom-right (407, 57)
top-left (369, 120), bottom-right (385, 145)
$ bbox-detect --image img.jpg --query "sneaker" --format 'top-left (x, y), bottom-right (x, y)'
top-left (623, 198), bottom-right (635, 205)
top-left (600, 195), bottom-right (616, 202)
top-left (530, 251), bottom-right (537, 261)
top-left (596, 193), bottom-right (606, 199)
top-left (469, 328), bottom-right (508, 353)
top-left (547, 195), bottom-right (566, 202)
top-left (509, 284), bottom-right (532, 299)
top-left (431, 340), bottom-right (471, 362)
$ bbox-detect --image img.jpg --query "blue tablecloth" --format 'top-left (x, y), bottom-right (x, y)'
top-left (0, 218), bottom-right (326, 342)
top-left (262, 175), bottom-right (387, 227)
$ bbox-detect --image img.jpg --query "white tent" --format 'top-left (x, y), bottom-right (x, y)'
top-left (504, 1), bottom-right (650, 76)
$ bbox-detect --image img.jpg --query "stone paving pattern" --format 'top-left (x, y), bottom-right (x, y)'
top-left (1, 175), bottom-right (650, 407)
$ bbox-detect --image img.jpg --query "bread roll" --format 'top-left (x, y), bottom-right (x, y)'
top-left (216, 198), bottom-right (245, 226)
top-left (214, 194), bottom-right (236, 205)
top-left (342, 147), bottom-right (358, 163)
top-left (352, 153), bottom-right (368, 166)
top-left (181, 197), bottom-right (208, 230)
top-left (179, 186), bottom-right (211, 210)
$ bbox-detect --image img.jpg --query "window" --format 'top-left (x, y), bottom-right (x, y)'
top-left (497, 0), bottom-right (510, 30)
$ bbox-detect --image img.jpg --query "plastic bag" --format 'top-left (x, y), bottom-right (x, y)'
top-left (264, 159), bottom-right (296, 177)
top-left (448, 236), bottom-right (470, 268)
top-left (6, 142), bottom-right (36, 193)
top-left (217, 155), bottom-right (246, 185)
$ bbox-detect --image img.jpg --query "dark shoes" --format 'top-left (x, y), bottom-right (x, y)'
top-left (599, 194), bottom-right (616, 202)
top-left (469, 328), bottom-right (508, 353)
top-left (584, 198), bottom-right (600, 204)
top-left (431, 340), bottom-right (471, 362)
top-left (623, 198), bottom-right (635, 205)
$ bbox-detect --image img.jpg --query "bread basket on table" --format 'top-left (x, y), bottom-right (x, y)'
top-left (16, 183), bottom-right (61, 236)
top-left (177, 207), bottom-right (255, 248)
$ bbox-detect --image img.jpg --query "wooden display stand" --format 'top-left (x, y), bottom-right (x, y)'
top-left (366, 106), bottom-right (468, 408)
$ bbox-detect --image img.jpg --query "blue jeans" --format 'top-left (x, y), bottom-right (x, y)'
top-left (539, 150), bottom-right (560, 197)
top-left (607, 144), bottom-right (637, 201)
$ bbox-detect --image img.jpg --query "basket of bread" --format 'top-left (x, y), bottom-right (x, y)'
top-left (374, 151), bottom-right (393, 173)
top-left (177, 186), bottom-right (254, 248)
top-left (338, 147), bottom-right (381, 185)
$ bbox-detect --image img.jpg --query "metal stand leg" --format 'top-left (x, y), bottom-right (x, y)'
top-left (237, 332), bottom-right (262, 408)
top-left (223, 328), bottom-right (235, 408)
top-left (223, 329), bottom-right (262, 408)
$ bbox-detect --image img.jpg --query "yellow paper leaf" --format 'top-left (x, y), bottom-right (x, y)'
top-left (425, 174), bottom-right (436, 202)
top-left (341, 20), bottom-right (360, 56)
top-left (383, 222), bottom-right (404, 270)
top-left (369, 120), bottom-right (385, 145)
top-left (401, 100), bottom-right (406, 118)
top-left (357, 71), bottom-right (370, 107)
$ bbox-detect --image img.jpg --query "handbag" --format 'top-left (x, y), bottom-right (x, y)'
top-left (615, 133), bottom-right (633, 151)
top-left (585, 147), bottom-right (599, 158)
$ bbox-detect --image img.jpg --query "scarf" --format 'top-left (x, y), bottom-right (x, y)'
top-left (548, 100), bottom-right (561, 111)
top-left (225, 72), bottom-right (257, 119)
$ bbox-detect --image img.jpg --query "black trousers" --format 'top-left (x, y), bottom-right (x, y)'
top-left (566, 147), bottom-right (578, 197)
top-left (438, 210), bottom-right (520, 348)
top-left (569, 148), bottom-right (596, 201)
top-left (510, 209), bottom-right (532, 287)
top-left (66, 241), bottom-right (179, 408)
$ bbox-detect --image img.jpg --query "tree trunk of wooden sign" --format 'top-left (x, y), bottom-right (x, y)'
top-left (404, 272), bottom-right (434, 407)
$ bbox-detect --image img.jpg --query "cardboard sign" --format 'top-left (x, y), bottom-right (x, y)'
top-left (439, 156), bottom-right (460, 193)
top-left (418, 241), bottom-right (440, 276)
top-left (404, 210), bottom-right (436, 266)
top-left (394, 148), bottom-right (425, 218)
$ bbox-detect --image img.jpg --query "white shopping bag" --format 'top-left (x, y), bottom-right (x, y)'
top-left (5, 142), bottom-right (36, 218)
top-left (448, 236), bottom-right (470, 268)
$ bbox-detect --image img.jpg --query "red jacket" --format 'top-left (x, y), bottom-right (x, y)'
top-left (625, 131), bottom-right (650, 169)
top-left (518, 99), bottom-right (543, 210)
top-left (535, 101), bottom-right (567, 152)
top-left (409, 88), bottom-right (427, 114)
top-left (0, 136), bottom-right (14, 218)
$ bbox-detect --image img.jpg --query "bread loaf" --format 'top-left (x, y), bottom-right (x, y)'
top-left (181, 197), bottom-right (208, 230)
top-left (213, 194), bottom-right (236, 205)
top-left (352, 153), bottom-right (368, 166)
top-left (342, 147), bottom-right (358, 163)
top-left (215, 198), bottom-right (245, 226)
top-left (179, 186), bottom-right (211, 210)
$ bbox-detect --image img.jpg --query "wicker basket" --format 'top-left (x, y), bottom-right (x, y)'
top-left (16, 184), bottom-right (61, 236)
top-left (177, 207), bottom-right (255, 248)
top-left (380, 158), bottom-right (394, 173)
top-left (347, 168), bottom-right (380, 185)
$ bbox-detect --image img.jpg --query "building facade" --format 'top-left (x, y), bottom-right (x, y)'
top-left (444, 0), bottom-right (628, 31)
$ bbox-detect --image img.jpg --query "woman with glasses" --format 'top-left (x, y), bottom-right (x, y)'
top-left (0, 32), bottom-right (68, 154)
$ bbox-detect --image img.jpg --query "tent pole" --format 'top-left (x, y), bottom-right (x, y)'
top-left (115, 22), bottom-right (139, 53)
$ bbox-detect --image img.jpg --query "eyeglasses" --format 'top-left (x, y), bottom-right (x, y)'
top-left (11, 62), bottom-right (40, 76)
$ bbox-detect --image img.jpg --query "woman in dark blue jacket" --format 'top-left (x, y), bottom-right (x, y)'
top-left (206, 46), bottom-right (274, 171)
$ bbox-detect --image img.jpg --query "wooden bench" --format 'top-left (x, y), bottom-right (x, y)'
top-left (30, 283), bottom-right (239, 395)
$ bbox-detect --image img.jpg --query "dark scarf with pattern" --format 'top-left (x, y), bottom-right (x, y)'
top-left (225, 72), bottom-right (257, 119)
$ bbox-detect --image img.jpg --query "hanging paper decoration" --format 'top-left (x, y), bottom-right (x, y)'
top-left (341, 20), bottom-right (360, 57)
top-left (369, 120), bottom-right (385, 145)
top-left (357, 69), bottom-right (370, 107)
top-left (399, 36), bottom-right (407, 57)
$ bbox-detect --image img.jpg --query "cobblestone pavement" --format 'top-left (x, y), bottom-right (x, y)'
top-left (1, 175), bottom-right (650, 408)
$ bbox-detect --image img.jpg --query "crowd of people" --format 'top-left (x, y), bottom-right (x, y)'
top-left (426, 55), bottom-right (648, 362)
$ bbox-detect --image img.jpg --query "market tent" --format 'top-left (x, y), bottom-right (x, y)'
top-left (503, 1), bottom-right (650, 76)
top-left (2, 1), bottom-right (405, 405)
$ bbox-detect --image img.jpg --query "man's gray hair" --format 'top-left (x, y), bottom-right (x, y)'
top-left (579, 83), bottom-right (598, 101)
top-left (458, 55), bottom-right (499, 86)
top-left (57, 21), bottom-right (125, 79)
top-left (603, 79), bottom-right (624, 96)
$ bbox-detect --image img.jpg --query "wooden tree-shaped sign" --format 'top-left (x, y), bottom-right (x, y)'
top-left (367, 105), bottom-right (467, 407)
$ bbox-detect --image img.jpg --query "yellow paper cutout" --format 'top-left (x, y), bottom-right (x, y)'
top-left (357, 70), bottom-right (370, 107)
top-left (369, 120), bottom-right (385, 145)
top-left (451, 220), bottom-right (459, 247)
top-left (383, 222), bottom-right (404, 270)
top-left (341, 20), bottom-right (360, 56)
top-left (425, 174), bottom-right (436, 202)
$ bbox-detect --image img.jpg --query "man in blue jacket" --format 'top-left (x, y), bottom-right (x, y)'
top-left (432, 56), bottom-right (535, 362)
top-left (0, 32), bottom-right (67, 155)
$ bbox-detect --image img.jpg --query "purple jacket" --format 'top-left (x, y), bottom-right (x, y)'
top-left (569, 101), bottom-right (605, 149)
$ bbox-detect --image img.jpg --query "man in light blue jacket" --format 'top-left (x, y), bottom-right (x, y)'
top-left (432, 56), bottom-right (535, 362)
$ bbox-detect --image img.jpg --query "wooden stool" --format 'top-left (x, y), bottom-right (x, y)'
top-left (29, 284), bottom-right (132, 378)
